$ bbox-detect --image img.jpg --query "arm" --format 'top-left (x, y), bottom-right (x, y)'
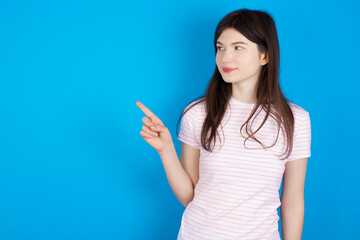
top-left (158, 142), bottom-right (200, 207)
top-left (280, 157), bottom-right (308, 240)
top-left (136, 101), bottom-right (200, 207)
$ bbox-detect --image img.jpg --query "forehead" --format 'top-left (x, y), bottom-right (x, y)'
top-left (217, 28), bottom-right (251, 44)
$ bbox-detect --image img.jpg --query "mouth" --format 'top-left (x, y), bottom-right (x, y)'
top-left (223, 67), bottom-right (237, 73)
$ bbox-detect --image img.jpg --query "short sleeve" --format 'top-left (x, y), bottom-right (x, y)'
top-left (285, 111), bottom-right (312, 162)
top-left (177, 104), bottom-right (200, 150)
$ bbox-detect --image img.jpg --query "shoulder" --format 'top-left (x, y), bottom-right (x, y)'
top-left (286, 102), bottom-right (311, 137)
top-left (287, 101), bottom-right (310, 122)
top-left (184, 98), bottom-right (206, 115)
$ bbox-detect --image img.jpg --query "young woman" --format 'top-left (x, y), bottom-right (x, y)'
top-left (136, 8), bottom-right (311, 240)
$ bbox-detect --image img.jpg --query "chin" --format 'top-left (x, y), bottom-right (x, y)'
top-left (221, 76), bottom-right (235, 83)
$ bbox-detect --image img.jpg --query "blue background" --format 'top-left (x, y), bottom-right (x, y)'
top-left (1, 0), bottom-right (359, 239)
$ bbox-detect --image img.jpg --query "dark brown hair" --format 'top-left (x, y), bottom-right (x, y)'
top-left (176, 8), bottom-right (295, 160)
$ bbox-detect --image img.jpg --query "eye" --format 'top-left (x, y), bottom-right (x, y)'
top-left (235, 46), bottom-right (243, 50)
top-left (216, 46), bottom-right (223, 51)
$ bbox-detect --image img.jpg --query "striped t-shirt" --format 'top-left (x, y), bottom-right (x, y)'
top-left (176, 96), bottom-right (311, 240)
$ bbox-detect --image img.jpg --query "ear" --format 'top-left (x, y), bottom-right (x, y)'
top-left (260, 52), bottom-right (268, 65)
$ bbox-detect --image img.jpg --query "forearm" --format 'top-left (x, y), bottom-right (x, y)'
top-left (280, 201), bottom-right (305, 240)
top-left (158, 144), bottom-right (194, 207)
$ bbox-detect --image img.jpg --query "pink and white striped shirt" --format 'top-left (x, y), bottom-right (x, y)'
top-left (177, 96), bottom-right (311, 240)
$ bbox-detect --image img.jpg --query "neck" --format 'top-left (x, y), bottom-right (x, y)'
top-left (231, 74), bottom-right (259, 104)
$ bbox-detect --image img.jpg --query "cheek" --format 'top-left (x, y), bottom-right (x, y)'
top-left (236, 55), bottom-right (257, 69)
top-left (244, 50), bottom-right (261, 64)
top-left (235, 53), bottom-right (250, 63)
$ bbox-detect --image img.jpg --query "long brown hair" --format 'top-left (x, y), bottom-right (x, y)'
top-left (176, 8), bottom-right (295, 160)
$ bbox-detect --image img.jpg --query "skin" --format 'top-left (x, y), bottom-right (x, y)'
top-left (136, 101), bottom-right (195, 208)
top-left (215, 27), bottom-right (268, 104)
top-left (136, 101), bottom-right (173, 154)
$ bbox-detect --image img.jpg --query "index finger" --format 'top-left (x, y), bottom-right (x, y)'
top-left (136, 101), bottom-right (162, 124)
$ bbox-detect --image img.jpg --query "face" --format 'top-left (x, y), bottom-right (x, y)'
top-left (215, 28), bottom-right (268, 84)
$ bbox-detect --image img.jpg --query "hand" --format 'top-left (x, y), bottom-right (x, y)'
top-left (136, 101), bottom-right (174, 153)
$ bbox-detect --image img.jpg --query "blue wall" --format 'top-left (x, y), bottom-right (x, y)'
top-left (1, 0), bottom-right (359, 239)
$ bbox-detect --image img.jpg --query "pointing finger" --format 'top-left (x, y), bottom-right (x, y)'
top-left (136, 101), bottom-right (163, 125)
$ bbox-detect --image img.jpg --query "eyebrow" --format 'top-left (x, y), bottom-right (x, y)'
top-left (216, 41), bottom-right (248, 45)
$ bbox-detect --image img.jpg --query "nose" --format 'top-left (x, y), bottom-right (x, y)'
top-left (221, 49), bottom-right (233, 63)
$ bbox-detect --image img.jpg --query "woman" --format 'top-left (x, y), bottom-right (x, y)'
top-left (136, 8), bottom-right (311, 240)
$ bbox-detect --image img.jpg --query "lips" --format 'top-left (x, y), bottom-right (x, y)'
top-left (223, 67), bottom-right (237, 73)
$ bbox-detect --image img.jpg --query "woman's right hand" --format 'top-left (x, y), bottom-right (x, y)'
top-left (136, 101), bottom-right (174, 153)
